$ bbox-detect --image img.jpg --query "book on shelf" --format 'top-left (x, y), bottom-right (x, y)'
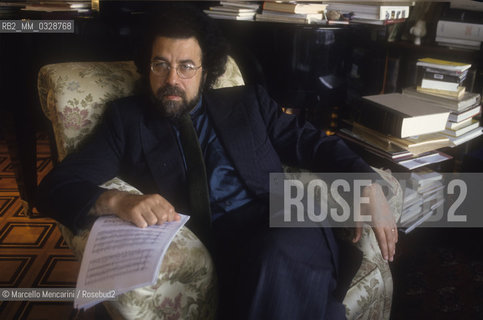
top-left (401, 199), bottom-right (423, 223)
top-left (424, 67), bottom-right (469, 78)
top-left (448, 104), bottom-right (481, 122)
top-left (206, 14), bottom-right (255, 21)
top-left (403, 189), bottom-right (445, 229)
top-left (436, 20), bottom-right (483, 42)
top-left (355, 93), bottom-right (450, 138)
top-left (326, 3), bottom-right (410, 20)
top-left (255, 11), bottom-right (325, 24)
top-left (402, 208), bottom-right (435, 234)
top-left (208, 5), bottom-right (258, 14)
top-left (400, 168), bottom-right (445, 233)
top-left (416, 86), bottom-right (466, 99)
top-left (204, 10), bottom-right (256, 21)
top-left (337, 127), bottom-right (451, 170)
top-left (326, 19), bottom-right (350, 25)
top-left (448, 127), bottom-right (483, 147)
top-left (447, 117), bottom-right (475, 130)
top-left (420, 78), bottom-right (461, 92)
top-left (22, 1), bottom-right (91, 9)
top-left (20, 1), bottom-right (91, 13)
top-left (351, 122), bottom-right (451, 156)
top-left (350, 17), bottom-right (406, 25)
top-left (219, 1), bottom-right (261, 10)
top-left (74, 214), bottom-right (189, 310)
top-left (337, 128), bottom-right (413, 161)
top-left (401, 194), bottom-right (442, 225)
top-left (402, 186), bottom-right (420, 206)
top-left (416, 58), bottom-right (471, 73)
top-left (396, 151), bottom-right (452, 170)
top-left (449, 0), bottom-right (483, 12)
top-left (422, 70), bottom-right (465, 84)
top-left (435, 36), bottom-right (482, 50)
top-left (411, 167), bottom-right (443, 184)
top-left (443, 126), bottom-right (483, 146)
top-left (205, 2), bottom-right (259, 20)
top-left (442, 119), bottom-right (480, 137)
top-left (401, 87), bottom-right (480, 112)
top-left (262, 1), bottom-right (327, 14)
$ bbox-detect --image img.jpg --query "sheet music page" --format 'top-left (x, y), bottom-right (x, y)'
top-left (74, 214), bottom-right (189, 310)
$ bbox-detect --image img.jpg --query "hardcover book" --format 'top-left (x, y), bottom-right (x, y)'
top-left (448, 104), bottom-right (481, 122)
top-left (423, 70), bottom-right (465, 84)
top-left (416, 86), bottom-right (466, 99)
top-left (416, 58), bottom-right (471, 73)
top-left (402, 86), bottom-right (480, 111)
top-left (442, 119), bottom-right (480, 137)
top-left (420, 78), bottom-right (460, 92)
top-left (436, 20), bottom-right (483, 42)
top-left (355, 93), bottom-right (450, 138)
top-left (262, 2), bottom-right (327, 14)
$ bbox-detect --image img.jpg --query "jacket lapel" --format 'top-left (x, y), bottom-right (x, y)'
top-left (139, 113), bottom-right (188, 209)
top-left (204, 91), bottom-right (266, 196)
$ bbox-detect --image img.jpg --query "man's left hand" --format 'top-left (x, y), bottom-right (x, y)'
top-left (352, 183), bottom-right (398, 262)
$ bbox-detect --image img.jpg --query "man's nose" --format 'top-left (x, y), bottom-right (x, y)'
top-left (165, 67), bottom-right (179, 86)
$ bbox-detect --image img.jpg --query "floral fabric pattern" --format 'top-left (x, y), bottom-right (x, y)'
top-left (38, 61), bottom-right (142, 161)
top-left (59, 106), bottom-right (91, 130)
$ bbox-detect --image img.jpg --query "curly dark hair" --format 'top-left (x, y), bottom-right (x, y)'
top-left (135, 5), bottom-right (229, 91)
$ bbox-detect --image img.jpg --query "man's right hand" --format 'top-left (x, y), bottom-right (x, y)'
top-left (93, 190), bottom-right (180, 228)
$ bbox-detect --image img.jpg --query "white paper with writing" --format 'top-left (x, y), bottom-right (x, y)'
top-left (74, 214), bottom-right (189, 310)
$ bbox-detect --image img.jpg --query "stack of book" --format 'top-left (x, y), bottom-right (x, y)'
top-left (204, 1), bottom-right (260, 21)
top-left (416, 58), bottom-right (471, 99)
top-left (409, 57), bottom-right (483, 146)
top-left (337, 93), bottom-right (454, 170)
top-left (400, 168), bottom-right (445, 233)
top-left (255, 1), bottom-right (326, 24)
top-left (402, 87), bottom-right (482, 146)
top-left (326, 2), bottom-right (411, 25)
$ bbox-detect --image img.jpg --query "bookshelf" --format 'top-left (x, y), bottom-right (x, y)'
top-left (1, 0), bottom-right (482, 215)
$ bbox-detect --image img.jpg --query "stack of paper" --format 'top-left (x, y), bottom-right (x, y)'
top-left (204, 1), bottom-right (260, 21)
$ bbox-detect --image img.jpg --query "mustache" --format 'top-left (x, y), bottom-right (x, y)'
top-left (156, 85), bottom-right (186, 100)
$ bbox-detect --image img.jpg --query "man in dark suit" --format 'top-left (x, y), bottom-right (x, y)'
top-left (38, 7), bottom-right (397, 320)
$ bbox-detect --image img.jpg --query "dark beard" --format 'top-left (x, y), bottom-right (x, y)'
top-left (152, 84), bottom-right (202, 120)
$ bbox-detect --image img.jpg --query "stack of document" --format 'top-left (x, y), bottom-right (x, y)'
top-left (204, 1), bottom-right (260, 21)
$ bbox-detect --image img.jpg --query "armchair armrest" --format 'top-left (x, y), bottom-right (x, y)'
top-left (344, 167), bottom-right (402, 320)
top-left (282, 165), bottom-right (402, 320)
top-left (58, 177), bottom-right (217, 320)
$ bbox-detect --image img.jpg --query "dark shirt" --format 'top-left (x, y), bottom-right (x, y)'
top-left (173, 99), bottom-right (255, 221)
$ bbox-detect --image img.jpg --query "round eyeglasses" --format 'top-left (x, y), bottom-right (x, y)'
top-left (150, 61), bottom-right (202, 79)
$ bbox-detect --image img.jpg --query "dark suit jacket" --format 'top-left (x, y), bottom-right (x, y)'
top-left (37, 85), bottom-right (372, 234)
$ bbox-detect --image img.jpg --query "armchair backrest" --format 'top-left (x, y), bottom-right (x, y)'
top-left (38, 57), bottom-right (244, 161)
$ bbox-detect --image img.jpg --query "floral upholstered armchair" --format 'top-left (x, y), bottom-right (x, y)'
top-left (37, 58), bottom-right (401, 320)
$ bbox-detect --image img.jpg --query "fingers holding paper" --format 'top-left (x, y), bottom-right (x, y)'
top-left (93, 190), bottom-right (180, 228)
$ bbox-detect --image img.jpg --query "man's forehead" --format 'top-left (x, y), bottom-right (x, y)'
top-left (151, 36), bottom-right (202, 59)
